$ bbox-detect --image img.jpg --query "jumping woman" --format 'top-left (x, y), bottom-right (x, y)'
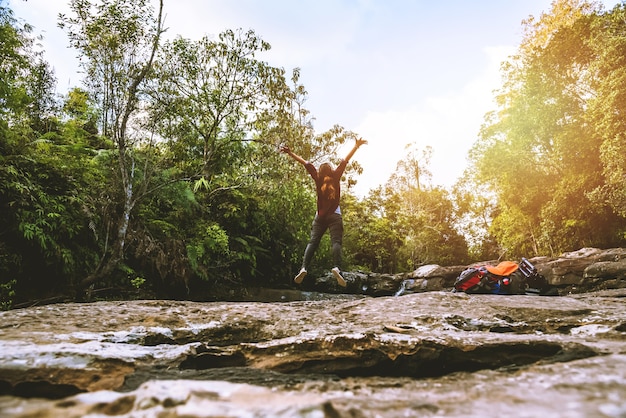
top-left (280, 137), bottom-right (367, 286)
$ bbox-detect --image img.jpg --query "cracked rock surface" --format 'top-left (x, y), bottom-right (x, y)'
top-left (1, 287), bottom-right (626, 417)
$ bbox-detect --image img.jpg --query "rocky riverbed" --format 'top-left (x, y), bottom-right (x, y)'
top-left (1, 248), bottom-right (626, 417)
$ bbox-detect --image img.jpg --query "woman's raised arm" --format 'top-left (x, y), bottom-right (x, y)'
top-left (280, 145), bottom-right (308, 166)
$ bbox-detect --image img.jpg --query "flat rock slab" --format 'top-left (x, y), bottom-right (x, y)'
top-left (1, 289), bottom-right (626, 417)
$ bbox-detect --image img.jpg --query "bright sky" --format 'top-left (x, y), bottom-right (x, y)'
top-left (8, 0), bottom-right (621, 196)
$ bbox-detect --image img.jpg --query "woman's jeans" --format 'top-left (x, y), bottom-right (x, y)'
top-left (302, 213), bottom-right (343, 270)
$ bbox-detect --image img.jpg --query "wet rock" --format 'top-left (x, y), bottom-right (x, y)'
top-left (584, 259), bottom-right (626, 280)
top-left (538, 248), bottom-right (626, 291)
top-left (1, 288), bottom-right (626, 417)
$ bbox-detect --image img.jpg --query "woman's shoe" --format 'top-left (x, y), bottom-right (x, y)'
top-left (294, 268), bottom-right (307, 284)
top-left (331, 267), bottom-right (346, 287)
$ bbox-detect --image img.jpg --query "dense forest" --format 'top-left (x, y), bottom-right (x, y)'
top-left (1, 0), bottom-right (625, 308)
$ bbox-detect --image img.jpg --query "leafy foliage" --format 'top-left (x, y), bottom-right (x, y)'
top-left (469, 0), bottom-right (626, 258)
top-left (346, 146), bottom-right (468, 272)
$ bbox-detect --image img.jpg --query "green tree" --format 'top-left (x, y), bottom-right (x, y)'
top-left (0, 96), bottom-right (104, 305)
top-left (149, 29), bottom-right (288, 177)
top-left (0, 3), bottom-right (30, 124)
top-left (587, 4), bottom-right (626, 225)
top-left (384, 146), bottom-right (468, 269)
top-left (470, 0), bottom-right (626, 258)
top-left (451, 172), bottom-right (500, 261)
top-left (59, 0), bottom-right (165, 292)
top-left (1, 3), bottom-right (95, 305)
top-left (145, 29), bottom-right (296, 286)
top-left (344, 186), bottom-right (403, 273)
top-left (348, 145), bottom-right (468, 273)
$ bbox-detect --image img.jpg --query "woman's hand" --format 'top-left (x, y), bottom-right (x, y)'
top-left (280, 145), bottom-right (291, 154)
top-left (356, 137), bottom-right (368, 147)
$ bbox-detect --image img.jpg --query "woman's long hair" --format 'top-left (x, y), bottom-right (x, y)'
top-left (318, 163), bottom-right (336, 200)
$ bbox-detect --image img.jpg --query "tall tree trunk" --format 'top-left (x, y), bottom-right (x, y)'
top-left (78, 0), bottom-right (164, 292)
